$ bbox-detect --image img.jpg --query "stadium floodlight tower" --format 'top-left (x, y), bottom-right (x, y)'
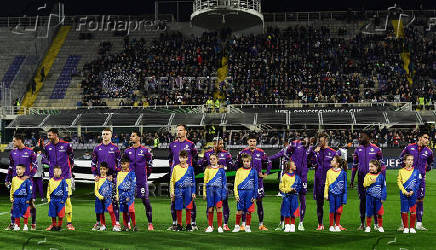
top-left (191, 0), bottom-right (263, 31)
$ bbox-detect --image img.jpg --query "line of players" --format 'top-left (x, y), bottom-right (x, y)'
top-left (5, 126), bottom-right (433, 233)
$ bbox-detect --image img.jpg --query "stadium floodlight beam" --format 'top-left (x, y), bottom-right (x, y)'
top-left (191, 0), bottom-right (264, 31)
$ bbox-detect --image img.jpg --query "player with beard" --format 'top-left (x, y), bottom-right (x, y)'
top-left (351, 131), bottom-right (385, 230)
top-left (168, 125), bottom-right (199, 230)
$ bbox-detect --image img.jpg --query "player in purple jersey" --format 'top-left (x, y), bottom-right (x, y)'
top-left (237, 134), bottom-right (272, 231)
top-left (313, 133), bottom-right (341, 231)
top-left (168, 124), bottom-right (199, 230)
top-left (91, 128), bottom-right (122, 231)
top-left (398, 130), bottom-right (433, 231)
top-left (201, 137), bottom-right (234, 231)
top-left (4, 134), bottom-right (37, 231)
top-left (269, 136), bottom-right (316, 231)
top-left (43, 128), bottom-right (75, 230)
top-left (124, 131), bottom-right (154, 231)
top-left (351, 131), bottom-right (385, 230)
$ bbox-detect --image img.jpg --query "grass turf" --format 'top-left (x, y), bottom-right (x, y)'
top-left (0, 170), bottom-right (435, 249)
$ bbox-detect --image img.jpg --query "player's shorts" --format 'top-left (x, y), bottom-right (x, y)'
top-left (365, 195), bottom-right (384, 217)
top-left (48, 200), bottom-right (66, 218)
top-left (401, 194), bottom-right (418, 213)
top-left (329, 193), bottom-right (345, 213)
top-left (111, 176), bottom-right (118, 201)
top-left (297, 171), bottom-right (308, 195)
top-left (174, 187), bottom-right (194, 211)
top-left (135, 182), bottom-right (149, 199)
top-left (417, 176), bottom-right (426, 200)
top-left (66, 178), bottom-right (73, 196)
top-left (257, 179), bottom-right (265, 199)
top-left (206, 187), bottom-right (224, 208)
top-left (236, 189), bottom-right (255, 213)
top-left (313, 177), bottom-right (325, 201)
top-left (357, 172), bottom-right (366, 199)
top-left (281, 194), bottom-right (299, 218)
top-left (12, 198), bottom-right (30, 218)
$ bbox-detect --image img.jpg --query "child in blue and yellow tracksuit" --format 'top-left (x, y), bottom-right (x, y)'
top-left (279, 160), bottom-right (302, 233)
top-left (117, 157), bottom-right (136, 231)
top-left (46, 166), bottom-right (68, 231)
top-left (203, 153), bottom-right (227, 233)
top-left (95, 162), bottom-right (120, 231)
top-left (10, 164), bottom-right (32, 231)
top-left (324, 155), bottom-right (347, 232)
top-left (363, 159), bottom-right (387, 233)
top-left (233, 154), bottom-right (258, 233)
top-left (398, 154), bottom-right (422, 234)
top-left (170, 150), bottom-right (196, 232)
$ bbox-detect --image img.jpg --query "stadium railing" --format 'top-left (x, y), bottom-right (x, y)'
top-left (0, 102), bottom-right (413, 116)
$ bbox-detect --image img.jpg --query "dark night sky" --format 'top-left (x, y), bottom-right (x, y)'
top-left (1, 0), bottom-right (434, 17)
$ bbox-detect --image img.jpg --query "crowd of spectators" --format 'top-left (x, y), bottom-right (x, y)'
top-left (80, 24), bottom-right (435, 107)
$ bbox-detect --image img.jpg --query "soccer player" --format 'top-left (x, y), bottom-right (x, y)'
top-left (91, 128), bottom-right (121, 231)
top-left (43, 128), bottom-right (75, 230)
top-left (279, 160), bottom-right (302, 233)
top-left (46, 166), bottom-right (68, 231)
top-left (9, 164), bottom-right (32, 231)
top-left (5, 134), bottom-right (37, 230)
top-left (324, 155), bottom-right (347, 232)
top-left (168, 124), bottom-right (199, 230)
top-left (203, 153), bottom-right (227, 233)
top-left (117, 157), bottom-right (136, 231)
top-left (170, 150), bottom-right (196, 231)
top-left (94, 162), bottom-right (120, 231)
top-left (270, 136), bottom-right (315, 231)
top-left (398, 154), bottom-right (422, 234)
top-left (363, 160), bottom-right (387, 233)
top-left (351, 131), bottom-right (385, 230)
top-left (233, 154), bottom-right (258, 233)
top-left (201, 137), bottom-right (233, 231)
top-left (313, 132), bottom-right (341, 230)
top-left (124, 131), bottom-right (153, 230)
top-left (237, 134), bottom-right (271, 231)
top-left (398, 131), bottom-right (433, 230)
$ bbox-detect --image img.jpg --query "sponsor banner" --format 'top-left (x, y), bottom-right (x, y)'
top-left (241, 106), bottom-right (392, 113)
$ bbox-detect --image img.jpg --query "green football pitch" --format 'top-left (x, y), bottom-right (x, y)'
top-left (0, 170), bottom-right (435, 249)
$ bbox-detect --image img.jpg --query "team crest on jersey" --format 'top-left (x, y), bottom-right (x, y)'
top-left (60, 146), bottom-right (64, 149)
top-left (411, 148), bottom-right (415, 150)
top-left (359, 149), bottom-right (362, 151)
top-left (49, 148), bottom-right (52, 151)
top-left (185, 145), bottom-right (189, 149)
top-left (370, 148), bottom-right (374, 152)
top-left (99, 148), bottom-right (102, 151)
top-left (256, 154), bottom-right (260, 157)
top-left (129, 152), bottom-right (132, 154)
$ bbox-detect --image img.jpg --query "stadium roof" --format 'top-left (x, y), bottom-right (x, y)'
top-left (1, 0), bottom-right (435, 17)
top-left (6, 110), bottom-right (433, 129)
